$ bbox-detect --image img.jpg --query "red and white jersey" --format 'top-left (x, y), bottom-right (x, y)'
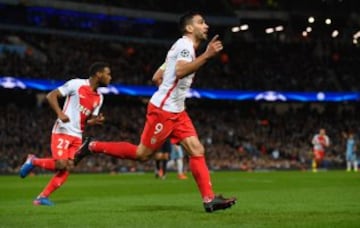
top-left (150, 36), bottom-right (195, 113)
top-left (312, 134), bottom-right (330, 151)
top-left (52, 79), bottom-right (103, 138)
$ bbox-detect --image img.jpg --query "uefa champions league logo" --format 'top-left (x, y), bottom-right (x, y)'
top-left (186, 89), bottom-right (201, 98)
top-left (97, 85), bottom-right (119, 94)
top-left (0, 77), bottom-right (26, 89)
top-left (255, 91), bottom-right (287, 101)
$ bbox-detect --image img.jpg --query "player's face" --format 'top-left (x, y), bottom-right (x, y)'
top-left (98, 67), bottom-right (112, 87)
top-left (319, 129), bottom-right (326, 135)
top-left (191, 15), bottom-right (209, 41)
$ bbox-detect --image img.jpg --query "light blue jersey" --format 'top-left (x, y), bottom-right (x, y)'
top-left (171, 144), bottom-right (184, 160)
top-left (346, 138), bottom-right (357, 161)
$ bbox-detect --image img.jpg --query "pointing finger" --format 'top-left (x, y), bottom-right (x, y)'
top-left (210, 34), bottom-right (219, 43)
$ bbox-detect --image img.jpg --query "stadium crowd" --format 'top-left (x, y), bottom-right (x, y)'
top-left (1, 32), bottom-right (359, 91)
top-left (53, 0), bottom-right (360, 14)
top-left (0, 94), bottom-right (358, 174)
top-left (1, 1), bottom-right (360, 174)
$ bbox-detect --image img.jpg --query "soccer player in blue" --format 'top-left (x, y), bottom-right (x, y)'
top-left (171, 143), bottom-right (188, 179)
top-left (343, 131), bottom-right (358, 172)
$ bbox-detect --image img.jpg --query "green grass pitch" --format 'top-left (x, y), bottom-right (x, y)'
top-left (0, 171), bottom-right (359, 228)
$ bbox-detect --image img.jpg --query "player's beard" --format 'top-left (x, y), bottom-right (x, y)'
top-left (195, 30), bottom-right (207, 41)
top-left (202, 33), bottom-right (208, 40)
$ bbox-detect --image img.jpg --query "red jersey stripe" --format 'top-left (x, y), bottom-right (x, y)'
top-left (159, 79), bottom-right (179, 109)
top-left (62, 96), bottom-right (71, 113)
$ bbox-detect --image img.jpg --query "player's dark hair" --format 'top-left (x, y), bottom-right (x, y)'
top-left (179, 11), bottom-right (203, 34)
top-left (89, 62), bottom-right (110, 76)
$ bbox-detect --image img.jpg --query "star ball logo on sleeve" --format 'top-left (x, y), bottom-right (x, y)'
top-left (180, 49), bottom-right (190, 58)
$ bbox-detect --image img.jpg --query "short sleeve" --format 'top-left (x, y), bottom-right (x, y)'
top-left (58, 79), bottom-right (78, 96)
top-left (176, 40), bottom-right (193, 62)
top-left (159, 62), bottom-right (166, 70)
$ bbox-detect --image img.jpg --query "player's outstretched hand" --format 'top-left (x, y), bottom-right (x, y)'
top-left (205, 35), bottom-right (223, 58)
top-left (88, 113), bottom-right (105, 125)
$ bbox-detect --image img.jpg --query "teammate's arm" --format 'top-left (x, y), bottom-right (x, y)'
top-left (87, 94), bottom-right (104, 126)
top-left (152, 63), bottom-right (166, 86)
top-left (175, 35), bottom-right (223, 79)
top-left (311, 136), bottom-right (316, 145)
top-left (46, 89), bottom-right (69, 123)
top-left (325, 136), bottom-right (330, 147)
top-left (87, 113), bottom-right (105, 126)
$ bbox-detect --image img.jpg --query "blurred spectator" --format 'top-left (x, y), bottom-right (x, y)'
top-left (1, 93), bottom-right (358, 174)
top-left (1, 32), bottom-right (359, 91)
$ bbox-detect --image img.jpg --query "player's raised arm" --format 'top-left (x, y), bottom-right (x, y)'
top-left (175, 35), bottom-right (223, 79)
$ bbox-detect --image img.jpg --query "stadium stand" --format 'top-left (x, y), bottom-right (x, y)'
top-left (0, 0), bottom-right (359, 174)
top-left (1, 92), bottom-right (359, 174)
top-left (1, 31), bottom-right (360, 91)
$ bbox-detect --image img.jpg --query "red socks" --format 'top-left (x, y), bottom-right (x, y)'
top-left (39, 171), bottom-right (69, 197)
top-left (32, 158), bottom-right (56, 171)
top-left (90, 141), bottom-right (137, 160)
top-left (189, 156), bottom-right (215, 202)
